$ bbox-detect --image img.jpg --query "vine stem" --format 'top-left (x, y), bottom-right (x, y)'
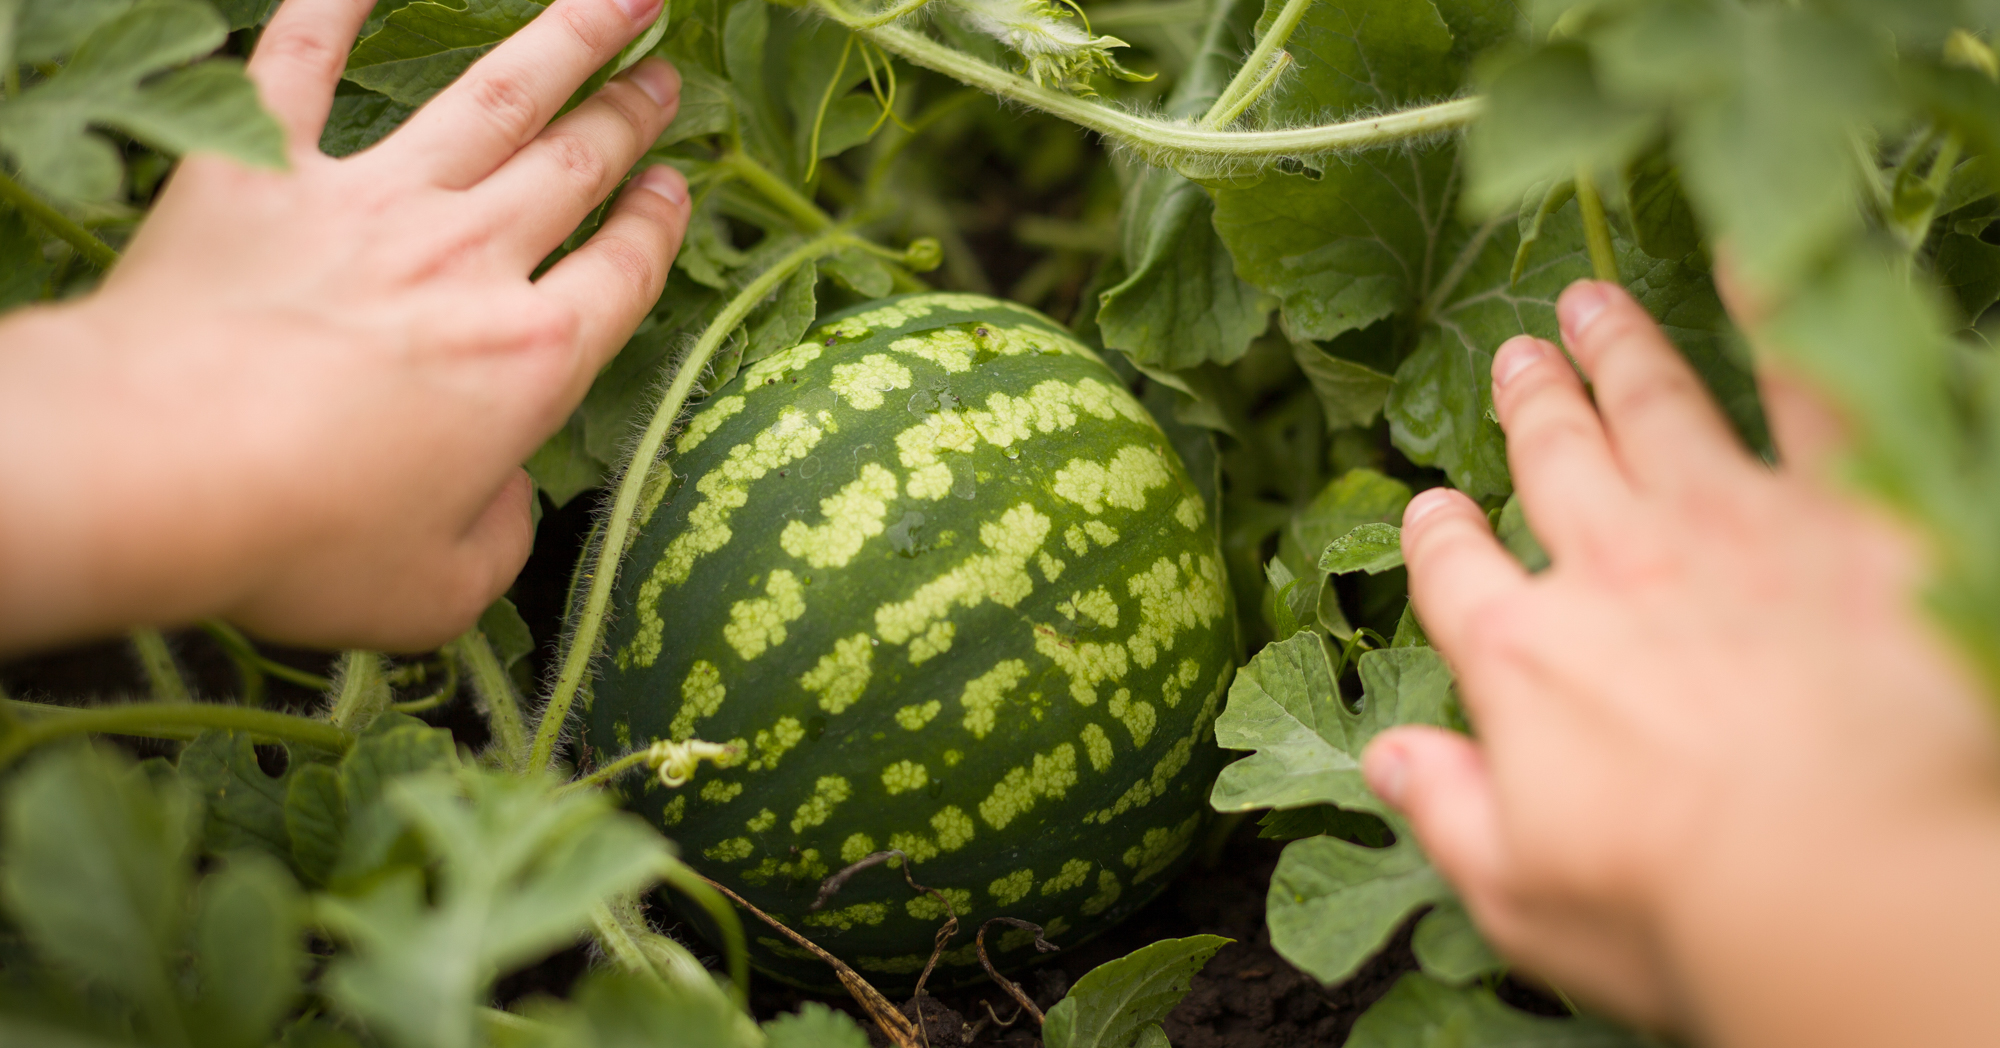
top-left (328, 651), bottom-right (390, 732)
top-left (0, 699), bottom-right (354, 766)
top-left (200, 620), bottom-right (334, 690)
top-left (529, 232), bottom-right (858, 774)
top-left (448, 631), bottom-right (529, 771)
top-left (813, 0), bottom-right (1483, 161)
top-left (1574, 166), bottom-right (1620, 284)
top-left (718, 151), bottom-right (834, 233)
top-left (0, 168), bottom-right (120, 270)
top-left (1199, 0), bottom-right (1312, 129)
top-left (129, 629), bottom-right (193, 704)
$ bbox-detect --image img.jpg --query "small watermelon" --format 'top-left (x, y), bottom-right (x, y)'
top-left (588, 292), bottom-right (1236, 988)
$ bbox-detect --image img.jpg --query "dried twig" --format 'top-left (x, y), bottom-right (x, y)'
top-left (812, 850), bottom-right (960, 999)
top-left (975, 918), bottom-right (1058, 1027)
top-left (697, 874), bottom-right (921, 1048)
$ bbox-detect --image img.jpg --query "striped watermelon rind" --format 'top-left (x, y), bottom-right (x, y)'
top-left (588, 292), bottom-right (1236, 988)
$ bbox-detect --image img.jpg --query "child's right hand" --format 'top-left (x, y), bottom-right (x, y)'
top-left (0, 0), bottom-right (691, 653)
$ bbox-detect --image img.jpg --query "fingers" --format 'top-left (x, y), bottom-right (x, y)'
top-left (533, 166), bottom-right (690, 386)
top-left (247, 0), bottom-right (379, 150)
top-left (1364, 726), bottom-right (1505, 897)
top-left (1489, 335), bottom-right (1627, 557)
top-left (387, 0), bottom-right (664, 189)
top-left (1557, 282), bottom-right (1749, 492)
top-left (1401, 488), bottom-right (1527, 657)
top-left (476, 60), bottom-right (681, 266)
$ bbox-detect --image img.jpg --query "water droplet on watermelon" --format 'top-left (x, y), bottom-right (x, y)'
top-left (927, 779), bottom-right (945, 799)
top-left (1003, 446), bottom-right (1020, 461)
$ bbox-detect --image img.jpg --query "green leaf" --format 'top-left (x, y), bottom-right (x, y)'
top-left (1463, 42), bottom-right (1657, 217)
top-left (285, 762), bottom-right (345, 887)
top-left (1624, 148), bottom-right (1703, 266)
top-left (1285, 468), bottom-right (1412, 568)
top-left (1936, 222), bottom-right (2000, 327)
top-left (479, 595), bottom-right (536, 675)
top-left (1495, 495), bottom-right (1549, 572)
top-left (1211, 635), bottom-right (1456, 817)
top-left (1256, 804), bottom-right (1394, 847)
top-left (1620, 248), bottom-right (1769, 454)
top-left (1346, 973), bottom-right (1647, 1046)
top-left (1411, 900), bottom-right (1503, 986)
top-left (657, 62), bottom-right (733, 146)
top-left (320, 85), bottom-right (416, 157)
top-left (741, 259), bottom-right (817, 367)
top-left (10, 0), bottom-right (133, 66)
top-left (581, 277), bottom-right (723, 461)
top-left (1041, 935), bottom-right (1231, 1048)
top-left (189, 853), bottom-right (304, 1048)
top-left (1258, 0), bottom-right (1458, 129)
top-left (761, 1002), bottom-right (870, 1048)
top-left (1268, 833), bottom-right (1449, 985)
top-left (822, 246), bottom-right (894, 298)
top-left (1293, 337), bottom-right (1395, 431)
top-left (343, 0), bottom-right (546, 108)
top-left (1264, 557), bottom-right (1314, 640)
top-left (527, 410), bottom-right (607, 508)
top-left (318, 771), bottom-right (672, 1048)
top-left (178, 731), bottom-right (301, 862)
top-left (0, 204), bottom-right (54, 310)
top-left (1099, 166), bottom-right (1270, 369)
top-left (0, 747), bottom-right (192, 1032)
top-left (1320, 522), bottom-right (1405, 575)
top-left (211, 0), bottom-right (280, 30)
top-left (545, 969), bottom-right (762, 1048)
top-left (0, 1), bottom-right (286, 201)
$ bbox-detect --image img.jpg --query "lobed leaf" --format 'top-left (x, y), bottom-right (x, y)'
top-left (1320, 522), bottom-right (1405, 576)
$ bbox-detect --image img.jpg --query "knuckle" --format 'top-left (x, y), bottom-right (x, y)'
top-left (1601, 366), bottom-right (1703, 422)
top-left (1506, 411), bottom-right (1598, 464)
top-left (544, 130), bottom-right (611, 190)
top-left (467, 72), bottom-right (544, 146)
top-left (256, 27), bottom-right (343, 79)
top-left (558, 1), bottom-right (624, 55)
top-left (599, 81), bottom-right (664, 139)
top-left (517, 298), bottom-right (585, 354)
top-left (593, 231), bottom-right (663, 294)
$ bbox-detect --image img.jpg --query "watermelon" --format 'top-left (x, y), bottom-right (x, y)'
top-left (588, 292), bottom-right (1236, 988)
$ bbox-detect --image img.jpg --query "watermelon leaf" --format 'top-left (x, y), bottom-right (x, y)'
top-left (1345, 973), bottom-right (1650, 1047)
top-left (1411, 898), bottom-right (1504, 987)
top-left (1320, 523), bottom-right (1405, 576)
top-left (343, 0), bottom-right (546, 108)
top-left (1042, 934), bottom-right (1230, 1048)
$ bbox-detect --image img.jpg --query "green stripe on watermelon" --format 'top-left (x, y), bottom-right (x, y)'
top-left (587, 292), bottom-right (1236, 989)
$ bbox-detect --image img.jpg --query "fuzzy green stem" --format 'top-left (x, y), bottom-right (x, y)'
top-left (813, 0), bottom-right (1480, 161)
top-left (1574, 167), bottom-right (1620, 284)
top-left (129, 629), bottom-right (193, 704)
top-left (720, 151), bottom-right (834, 233)
top-left (530, 232), bottom-right (857, 774)
top-left (1201, 0), bottom-right (1312, 129)
top-left (448, 632), bottom-right (528, 771)
top-left (1206, 52), bottom-right (1290, 130)
top-left (391, 658), bottom-right (459, 713)
top-left (659, 859), bottom-right (752, 1006)
top-left (850, 0), bottom-right (938, 30)
top-left (328, 651), bottom-right (390, 732)
top-left (1902, 135), bottom-right (1964, 258)
top-left (200, 620), bottom-right (334, 690)
top-left (0, 168), bottom-right (120, 270)
top-left (561, 748), bottom-right (655, 793)
top-left (0, 699), bottom-right (354, 766)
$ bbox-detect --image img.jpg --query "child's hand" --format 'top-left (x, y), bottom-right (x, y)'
top-left (0, 0), bottom-right (690, 652)
top-left (1365, 282), bottom-right (2000, 1043)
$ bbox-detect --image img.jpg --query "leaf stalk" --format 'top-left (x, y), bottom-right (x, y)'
top-left (0, 699), bottom-right (354, 766)
top-left (1574, 166), bottom-right (1620, 284)
top-left (128, 629), bottom-right (193, 704)
top-left (1199, 0), bottom-right (1311, 129)
top-left (0, 168), bottom-right (120, 270)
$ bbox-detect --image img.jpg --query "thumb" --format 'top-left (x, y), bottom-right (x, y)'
top-left (1364, 726), bottom-right (1506, 895)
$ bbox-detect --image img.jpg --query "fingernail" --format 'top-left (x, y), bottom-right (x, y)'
top-left (1404, 487), bottom-right (1454, 529)
top-left (1491, 336), bottom-right (1549, 389)
top-left (637, 165), bottom-right (688, 206)
top-left (1366, 743), bottom-right (1409, 807)
top-left (1559, 280), bottom-right (1615, 342)
top-left (612, 0), bottom-right (662, 21)
top-left (626, 58), bottom-right (678, 108)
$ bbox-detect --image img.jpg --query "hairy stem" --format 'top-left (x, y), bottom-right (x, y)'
top-left (0, 699), bottom-right (354, 766)
top-left (449, 632), bottom-right (529, 771)
top-left (661, 863), bottom-right (753, 1007)
top-left (720, 151), bottom-right (834, 233)
top-left (328, 651), bottom-right (390, 732)
top-left (814, 0), bottom-right (1482, 161)
top-left (849, 0), bottom-right (937, 28)
top-left (1200, 0), bottom-right (1311, 129)
top-left (531, 232), bottom-right (857, 774)
top-left (129, 629), bottom-right (193, 704)
top-left (1206, 52), bottom-right (1290, 130)
top-left (0, 168), bottom-right (120, 270)
top-left (1575, 166), bottom-right (1620, 284)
